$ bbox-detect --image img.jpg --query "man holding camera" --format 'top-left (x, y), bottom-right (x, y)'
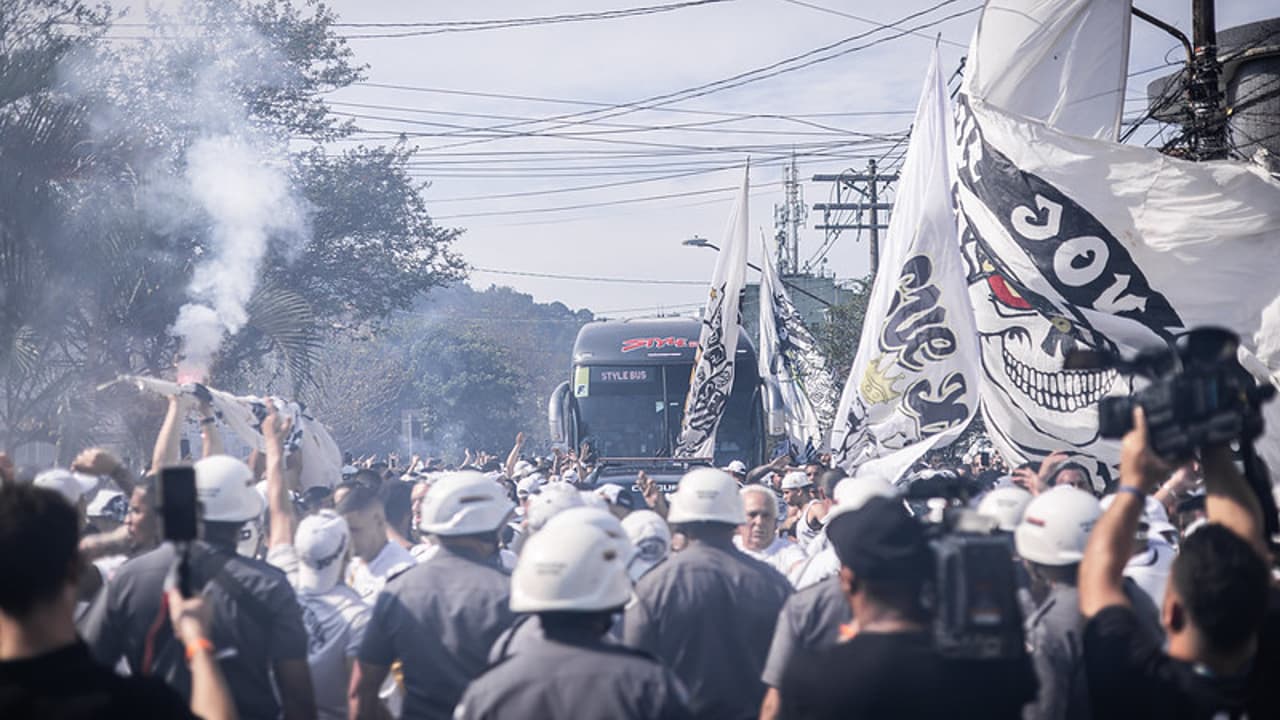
top-left (778, 495), bottom-right (1036, 719)
top-left (1080, 408), bottom-right (1280, 718)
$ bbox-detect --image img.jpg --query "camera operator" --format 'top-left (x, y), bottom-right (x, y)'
top-left (779, 495), bottom-right (1036, 719)
top-left (1080, 408), bottom-right (1280, 718)
top-left (0, 484), bottom-right (234, 720)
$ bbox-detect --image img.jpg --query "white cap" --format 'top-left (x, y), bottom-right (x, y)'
top-left (512, 460), bottom-right (535, 479)
top-left (194, 456), bottom-right (264, 523)
top-left (666, 467), bottom-right (745, 525)
top-left (294, 510), bottom-right (350, 593)
top-left (823, 473), bottom-right (896, 526)
top-left (525, 482), bottom-right (584, 533)
top-left (780, 471), bottom-right (812, 490)
top-left (418, 471), bottom-right (514, 537)
top-left (341, 465), bottom-right (358, 477)
top-left (1015, 486), bottom-right (1101, 566)
top-left (580, 490), bottom-right (609, 510)
top-left (976, 486), bottom-right (1034, 532)
top-left (34, 469), bottom-right (99, 505)
top-left (621, 509), bottom-right (671, 581)
top-left (510, 522), bottom-right (632, 613)
top-left (86, 490), bottom-right (127, 520)
top-left (723, 460), bottom-right (748, 475)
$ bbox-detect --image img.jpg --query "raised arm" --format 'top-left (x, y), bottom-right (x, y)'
top-left (1080, 408), bottom-right (1167, 617)
top-left (152, 394), bottom-right (191, 472)
top-left (72, 447), bottom-right (137, 497)
top-left (168, 588), bottom-right (237, 720)
top-left (504, 432), bottom-right (525, 479)
top-left (263, 402), bottom-right (297, 550)
top-left (197, 399), bottom-right (224, 459)
top-left (1201, 443), bottom-right (1267, 558)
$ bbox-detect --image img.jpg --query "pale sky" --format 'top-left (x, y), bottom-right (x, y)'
top-left (116, 0), bottom-right (1279, 317)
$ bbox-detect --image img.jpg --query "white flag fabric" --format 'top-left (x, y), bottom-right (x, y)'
top-left (757, 236), bottom-right (839, 453)
top-left (674, 167), bottom-right (750, 459)
top-left (831, 44), bottom-right (979, 483)
top-left (955, 0), bottom-right (1280, 483)
top-left (122, 375), bottom-right (343, 490)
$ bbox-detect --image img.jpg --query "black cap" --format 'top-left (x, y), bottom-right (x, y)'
top-left (827, 496), bottom-right (930, 581)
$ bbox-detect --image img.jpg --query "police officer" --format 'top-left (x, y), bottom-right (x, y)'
top-left (623, 467), bottom-right (791, 719)
top-left (457, 522), bottom-right (692, 719)
top-left (80, 454), bottom-right (316, 720)
top-left (351, 472), bottom-right (516, 720)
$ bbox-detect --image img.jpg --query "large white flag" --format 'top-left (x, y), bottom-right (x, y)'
top-left (955, 0), bottom-right (1280, 484)
top-left (757, 236), bottom-right (839, 453)
top-left (831, 44), bottom-right (979, 483)
top-left (674, 167), bottom-right (750, 458)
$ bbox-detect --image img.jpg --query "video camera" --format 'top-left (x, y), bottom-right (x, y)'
top-left (903, 477), bottom-right (1026, 662)
top-left (1084, 328), bottom-right (1276, 461)
top-left (1073, 326), bottom-right (1278, 544)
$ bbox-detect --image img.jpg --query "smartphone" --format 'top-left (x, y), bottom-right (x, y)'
top-left (158, 467), bottom-right (198, 543)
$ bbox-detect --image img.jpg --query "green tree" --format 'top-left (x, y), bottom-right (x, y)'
top-left (816, 276), bottom-right (872, 374)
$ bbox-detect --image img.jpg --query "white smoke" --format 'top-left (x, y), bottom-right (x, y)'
top-left (172, 135), bottom-right (305, 382)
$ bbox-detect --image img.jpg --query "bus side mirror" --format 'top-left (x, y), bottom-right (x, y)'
top-left (548, 381), bottom-right (571, 444)
top-left (764, 381), bottom-right (787, 436)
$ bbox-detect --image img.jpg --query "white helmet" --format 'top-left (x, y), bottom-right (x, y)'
top-left (194, 455), bottom-right (264, 523)
top-left (977, 486), bottom-right (1033, 532)
top-left (525, 482), bottom-right (585, 533)
top-left (545, 506), bottom-right (630, 555)
top-left (510, 523), bottom-right (632, 613)
top-left (831, 474), bottom-right (894, 510)
top-left (418, 471), bottom-right (514, 537)
top-left (666, 467), bottom-right (745, 525)
top-left (1015, 486), bottom-right (1101, 566)
top-left (621, 510), bottom-right (670, 582)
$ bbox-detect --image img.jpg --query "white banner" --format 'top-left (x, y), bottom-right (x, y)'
top-left (121, 375), bottom-right (343, 490)
top-left (757, 236), bottom-right (838, 453)
top-left (955, 0), bottom-right (1280, 484)
top-left (831, 44), bottom-right (979, 483)
top-left (674, 166), bottom-right (750, 458)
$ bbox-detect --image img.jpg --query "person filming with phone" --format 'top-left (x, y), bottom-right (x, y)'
top-left (0, 482), bottom-right (236, 719)
top-left (80, 408), bottom-right (316, 720)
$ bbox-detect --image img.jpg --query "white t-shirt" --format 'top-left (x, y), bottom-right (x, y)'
top-left (267, 544), bottom-right (373, 720)
top-left (734, 535), bottom-right (808, 577)
top-left (347, 541), bottom-right (416, 602)
top-left (790, 545), bottom-right (840, 589)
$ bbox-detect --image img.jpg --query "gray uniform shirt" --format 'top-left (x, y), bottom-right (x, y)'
top-left (79, 542), bottom-right (309, 720)
top-left (456, 627), bottom-right (693, 720)
top-left (761, 575), bottom-right (850, 687)
top-left (1023, 580), bottom-right (1163, 720)
top-left (623, 540), bottom-right (791, 720)
top-left (359, 545), bottom-right (515, 720)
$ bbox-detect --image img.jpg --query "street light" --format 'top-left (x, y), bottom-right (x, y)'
top-left (680, 237), bottom-right (833, 308)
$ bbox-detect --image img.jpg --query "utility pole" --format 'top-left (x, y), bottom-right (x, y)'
top-left (812, 159), bottom-right (898, 280)
top-left (1189, 0), bottom-right (1228, 160)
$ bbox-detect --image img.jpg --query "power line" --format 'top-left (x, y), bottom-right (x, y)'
top-left (471, 268), bottom-right (707, 286)
top-left (777, 0), bottom-right (968, 49)
top-left (413, 0), bottom-right (979, 154)
top-left (432, 184), bottom-right (743, 220)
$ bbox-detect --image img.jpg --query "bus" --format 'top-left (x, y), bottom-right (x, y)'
top-left (548, 317), bottom-right (782, 488)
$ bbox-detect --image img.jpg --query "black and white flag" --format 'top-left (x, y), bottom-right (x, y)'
top-left (674, 167), bottom-right (750, 459)
top-left (831, 45), bottom-right (979, 483)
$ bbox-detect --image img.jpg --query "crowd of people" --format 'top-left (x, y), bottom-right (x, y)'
top-left (0, 392), bottom-right (1277, 720)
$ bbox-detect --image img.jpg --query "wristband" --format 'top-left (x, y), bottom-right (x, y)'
top-left (1116, 485), bottom-right (1146, 500)
top-left (185, 637), bottom-right (214, 662)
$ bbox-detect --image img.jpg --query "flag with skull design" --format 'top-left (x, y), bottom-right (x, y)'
top-left (954, 0), bottom-right (1280, 486)
top-left (831, 44), bottom-right (980, 482)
